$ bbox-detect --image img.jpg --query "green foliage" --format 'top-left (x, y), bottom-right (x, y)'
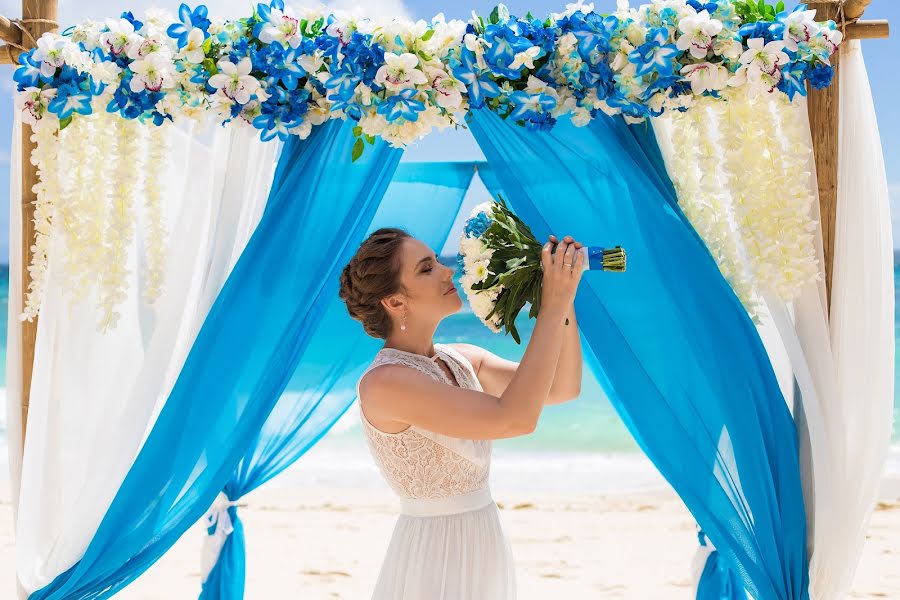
top-left (734, 0), bottom-right (783, 23)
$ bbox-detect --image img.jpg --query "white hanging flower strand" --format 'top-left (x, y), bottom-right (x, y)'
top-left (21, 119), bottom-right (60, 323)
top-left (143, 121), bottom-right (171, 302)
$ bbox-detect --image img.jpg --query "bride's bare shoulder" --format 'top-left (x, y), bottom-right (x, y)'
top-left (443, 343), bottom-right (486, 372)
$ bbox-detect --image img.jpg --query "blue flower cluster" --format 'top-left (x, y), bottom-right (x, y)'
top-left (11, 1), bottom-right (842, 142)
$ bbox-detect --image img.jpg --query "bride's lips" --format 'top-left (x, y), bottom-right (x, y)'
top-left (444, 286), bottom-right (458, 295)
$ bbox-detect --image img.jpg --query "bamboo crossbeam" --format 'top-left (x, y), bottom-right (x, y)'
top-left (0, 15), bottom-right (22, 47)
top-left (847, 19), bottom-right (890, 39)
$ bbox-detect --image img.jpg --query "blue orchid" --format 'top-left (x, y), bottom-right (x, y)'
top-left (738, 21), bottom-right (785, 43)
top-left (252, 113), bottom-right (295, 141)
top-left (377, 89), bottom-right (426, 123)
top-left (48, 88), bottom-right (93, 120)
top-left (13, 50), bottom-right (43, 90)
top-left (566, 12), bottom-right (619, 58)
top-left (324, 65), bottom-right (361, 100)
top-left (326, 82), bottom-right (364, 120)
top-left (627, 28), bottom-right (680, 77)
top-left (451, 49), bottom-right (501, 109)
top-left (482, 24), bottom-right (533, 79)
top-left (507, 90), bottom-right (556, 122)
top-left (687, 0), bottom-right (719, 12)
top-left (120, 10), bottom-right (144, 32)
top-left (166, 3), bottom-right (211, 49)
top-left (272, 44), bottom-right (307, 90)
top-left (778, 61), bottom-right (808, 100)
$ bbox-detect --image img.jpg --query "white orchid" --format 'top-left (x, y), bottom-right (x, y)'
top-left (177, 28), bottom-right (206, 64)
top-left (425, 66), bottom-right (464, 109)
top-left (125, 31), bottom-right (172, 60)
top-left (374, 52), bottom-right (427, 90)
top-left (15, 86), bottom-right (56, 125)
top-left (129, 53), bottom-right (174, 93)
top-left (100, 18), bottom-right (139, 56)
top-left (258, 5), bottom-right (303, 48)
top-left (681, 62), bottom-right (730, 94)
top-left (780, 8), bottom-right (821, 52)
top-left (676, 11), bottom-right (724, 59)
top-left (738, 38), bottom-right (789, 76)
top-left (32, 35), bottom-right (68, 77)
top-left (325, 19), bottom-right (356, 46)
top-left (208, 57), bottom-right (261, 104)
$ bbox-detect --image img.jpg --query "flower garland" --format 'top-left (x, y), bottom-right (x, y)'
top-left (143, 121), bottom-right (171, 302)
top-left (98, 117), bottom-right (144, 332)
top-left (12, 0), bottom-right (835, 328)
top-left (718, 92), bottom-right (819, 302)
top-left (659, 89), bottom-right (819, 315)
top-left (658, 97), bottom-right (762, 318)
top-left (21, 119), bottom-right (60, 322)
top-left (12, 1), bottom-right (841, 150)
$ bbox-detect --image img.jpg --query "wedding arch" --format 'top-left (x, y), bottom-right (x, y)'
top-left (0, 1), bottom-right (893, 599)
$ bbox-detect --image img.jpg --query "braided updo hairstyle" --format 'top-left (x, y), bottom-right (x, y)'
top-left (339, 227), bottom-right (411, 339)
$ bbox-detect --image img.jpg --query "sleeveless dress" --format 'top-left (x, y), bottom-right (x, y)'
top-left (357, 343), bottom-right (517, 599)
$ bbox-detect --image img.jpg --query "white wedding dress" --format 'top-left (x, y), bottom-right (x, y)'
top-left (357, 343), bottom-right (517, 599)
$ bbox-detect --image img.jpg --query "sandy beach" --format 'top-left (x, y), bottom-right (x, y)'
top-left (1, 476), bottom-right (898, 599)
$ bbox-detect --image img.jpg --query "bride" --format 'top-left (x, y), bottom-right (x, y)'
top-left (339, 227), bottom-right (585, 600)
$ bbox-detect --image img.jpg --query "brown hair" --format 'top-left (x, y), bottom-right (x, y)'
top-left (339, 227), bottom-right (411, 339)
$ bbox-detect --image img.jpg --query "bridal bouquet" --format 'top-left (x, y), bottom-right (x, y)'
top-left (457, 197), bottom-right (625, 343)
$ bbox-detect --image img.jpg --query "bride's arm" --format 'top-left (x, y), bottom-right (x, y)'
top-left (454, 315), bottom-right (581, 406)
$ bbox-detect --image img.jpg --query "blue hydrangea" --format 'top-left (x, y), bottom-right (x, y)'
top-left (465, 212), bottom-right (492, 238)
top-left (807, 64), bottom-right (834, 89)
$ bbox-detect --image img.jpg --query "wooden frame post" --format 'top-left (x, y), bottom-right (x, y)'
top-left (806, 0), bottom-right (887, 312)
top-left (0, 1), bottom-right (59, 451)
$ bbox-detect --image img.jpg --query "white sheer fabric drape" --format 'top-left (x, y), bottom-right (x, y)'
top-left (654, 39), bottom-right (893, 599)
top-left (804, 39), bottom-right (894, 599)
top-left (8, 117), bottom-right (280, 594)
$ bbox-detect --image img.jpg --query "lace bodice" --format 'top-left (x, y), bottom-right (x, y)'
top-left (357, 344), bottom-right (492, 500)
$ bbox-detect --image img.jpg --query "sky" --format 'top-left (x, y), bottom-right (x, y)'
top-left (0, 0), bottom-right (895, 261)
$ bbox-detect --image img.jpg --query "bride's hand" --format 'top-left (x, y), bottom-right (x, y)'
top-left (540, 234), bottom-right (584, 317)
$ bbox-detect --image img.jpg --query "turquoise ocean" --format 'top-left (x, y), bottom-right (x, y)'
top-left (0, 261), bottom-right (897, 493)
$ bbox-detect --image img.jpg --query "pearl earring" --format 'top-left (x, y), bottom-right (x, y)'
top-left (400, 313), bottom-right (407, 331)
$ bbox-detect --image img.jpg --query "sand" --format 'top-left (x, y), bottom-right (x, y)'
top-left (2, 480), bottom-right (897, 599)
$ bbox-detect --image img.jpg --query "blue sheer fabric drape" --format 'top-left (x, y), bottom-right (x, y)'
top-left (199, 161), bottom-right (477, 600)
top-left (470, 109), bottom-right (809, 600)
top-left (31, 120), bottom-right (402, 600)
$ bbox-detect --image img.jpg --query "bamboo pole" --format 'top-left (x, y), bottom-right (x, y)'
top-left (843, 0), bottom-right (873, 21)
top-left (19, 0), bottom-right (58, 451)
top-left (806, 1), bottom-right (843, 311)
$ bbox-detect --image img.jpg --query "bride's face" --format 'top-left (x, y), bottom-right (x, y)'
top-left (392, 238), bottom-right (462, 323)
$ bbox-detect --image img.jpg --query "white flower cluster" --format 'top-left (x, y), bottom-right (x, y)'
top-left (659, 90), bottom-right (820, 319)
top-left (458, 203), bottom-right (503, 332)
top-left (21, 118), bottom-right (61, 322)
top-left (660, 97), bottom-right (763, 319)
top-left (22, 102), bottom-right (171, 331)
top-left (342, 13), bottom-right (469, 146)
